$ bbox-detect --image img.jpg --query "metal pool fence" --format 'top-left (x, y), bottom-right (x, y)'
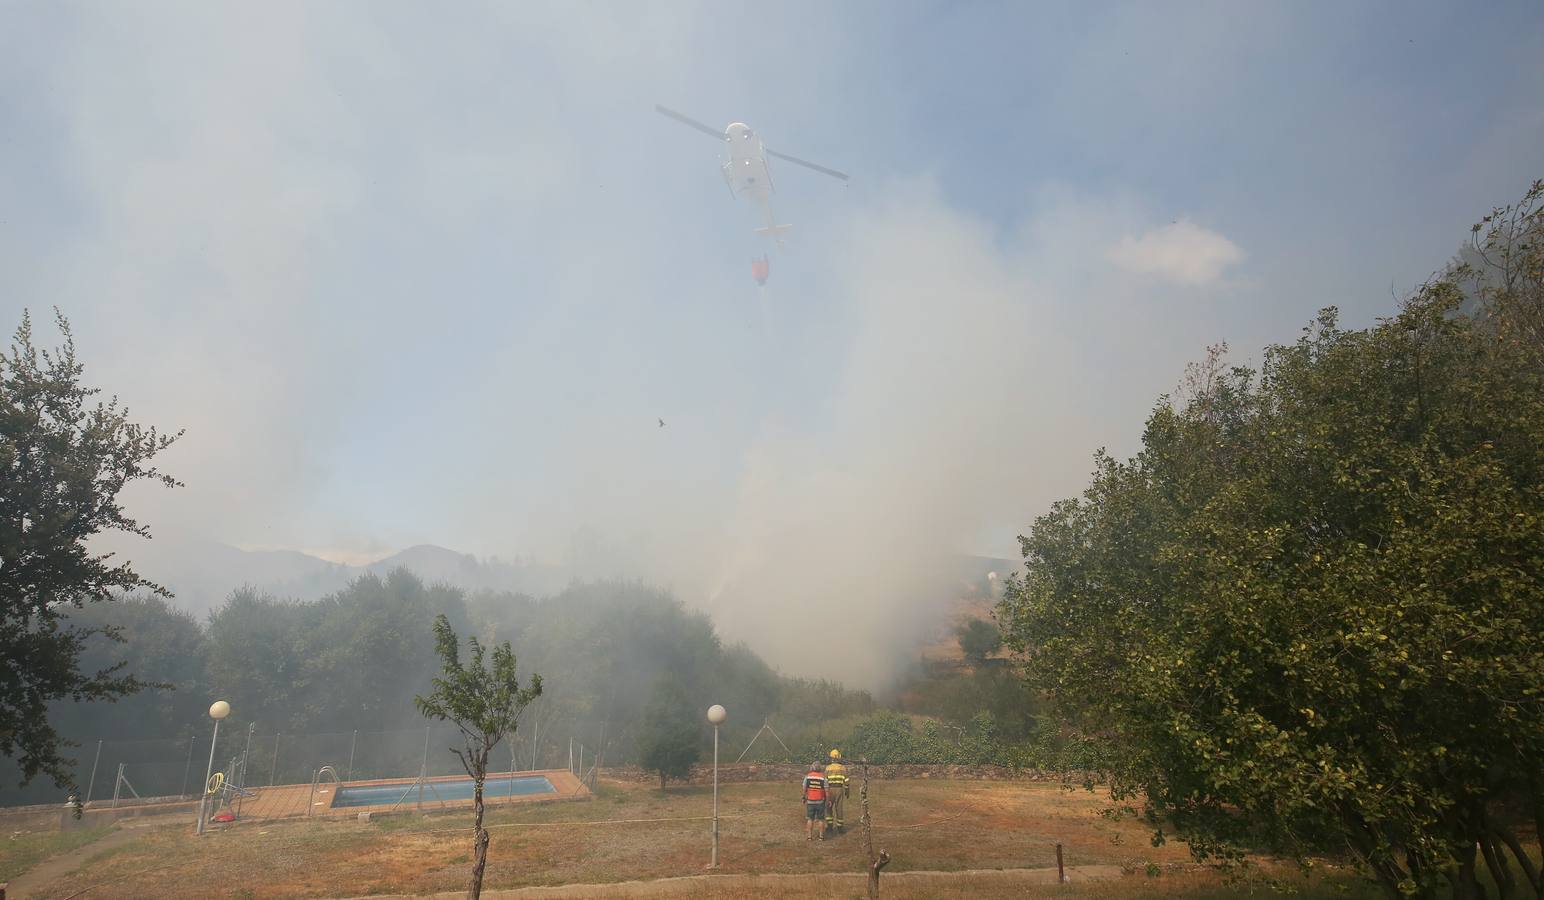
top-left (2, 720), bottom-right (608, 817)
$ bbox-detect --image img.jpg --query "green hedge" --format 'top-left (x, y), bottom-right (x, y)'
top-left (788, 709), bottom-right (1034, 767)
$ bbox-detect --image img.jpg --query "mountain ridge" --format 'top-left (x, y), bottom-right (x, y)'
top-left (115, 533), bottom-right (1018, 623)
top-left (116, 537), bottom-right (572, 616)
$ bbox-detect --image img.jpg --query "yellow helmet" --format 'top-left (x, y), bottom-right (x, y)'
top-left (829, 749), bottom-right (841, 760)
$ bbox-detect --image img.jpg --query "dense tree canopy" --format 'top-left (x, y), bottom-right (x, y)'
top-left (46, 596), bottom-right (208, 744)
top-left (955, 618), bottom-right (1002, 664)
top-left (0, 571), bottom-right (879, 806)
top-left (203, 571), bottom-right (470, 735)
top-left (0, 311), bottom-right (180, 793)
top-left (1000, 183), bottom-right (1543, 898)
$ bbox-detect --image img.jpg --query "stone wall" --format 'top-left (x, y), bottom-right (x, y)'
top-left (59, 798), bottom-right (199, 830)
top-left (601, 762), bottom-right (1078, 786)
top-left (0, 796), bottom-right (199, 832)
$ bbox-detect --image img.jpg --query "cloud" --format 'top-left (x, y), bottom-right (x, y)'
top-left (1107, 220), bottom-right (1244, 286)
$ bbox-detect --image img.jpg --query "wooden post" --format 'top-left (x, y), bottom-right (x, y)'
top-left (1056, 841), bottom-right (1066, 882)
top-left (859, 759), bottom-right (890, 900)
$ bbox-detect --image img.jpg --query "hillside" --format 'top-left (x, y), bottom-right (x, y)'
top-left (111, 532), bottom-right (1015, 632)
top-left (109, 535), bottom-right (571, 616)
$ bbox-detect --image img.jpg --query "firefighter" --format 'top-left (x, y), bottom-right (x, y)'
top-left (802, 762), bottom-right (828, 840)
top-left (824, 748), bottom-right (849, 833)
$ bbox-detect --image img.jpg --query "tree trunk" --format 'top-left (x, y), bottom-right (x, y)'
top-left (1479, 835), bottom-right (1515, 900)
top-left (1530, 773), bottom-right (1544, 897)
top-left (1450, 841), bottom-right (1487, 900)
top-left (868, 848), bottom-right (891, 899)
top-left (1339, 808), bottom-right (1410, 900)
top-left (468, 750), bottom-right (490, 900)
top-left (1491, 825), bottom-right (1541, 897)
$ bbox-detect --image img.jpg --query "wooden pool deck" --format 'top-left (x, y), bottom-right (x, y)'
top-left (228, 769), bottom-right (586, 821)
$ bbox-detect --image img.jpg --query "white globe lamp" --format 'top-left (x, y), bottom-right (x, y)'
top-left (706, 704), bottom-right (727, 866)
top-left (197, 700), bottom-right (231, 834)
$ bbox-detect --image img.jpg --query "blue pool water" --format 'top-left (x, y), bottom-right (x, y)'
top-left (331, 774), bottom-right (556, 808)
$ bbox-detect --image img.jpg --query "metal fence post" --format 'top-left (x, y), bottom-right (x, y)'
top-left (241, 723), bottom-right (254, 790)
top-left (418, 725), bottom-right (430, 811)
top-left (346, 730), bottom-right (357, 782)
top-left (181, 735), bottom-right (195, 798)
top-left (236, 746), bottom-right (248, 820)
top-left (84, 740), bottom-right (103, 805)
top-left (270, 733), bottom-right (281, 786)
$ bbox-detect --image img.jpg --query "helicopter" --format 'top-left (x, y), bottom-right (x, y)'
top-left (655, 104), bottom-right (848, 254)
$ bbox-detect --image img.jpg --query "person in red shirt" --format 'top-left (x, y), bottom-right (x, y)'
top-left (802, 763), bottom-right (828, 841)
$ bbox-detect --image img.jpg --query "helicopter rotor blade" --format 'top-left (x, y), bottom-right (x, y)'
top-left (767, 149), bottom-right (849, 182)
top-left (654, 105), bottom-right (727, 140)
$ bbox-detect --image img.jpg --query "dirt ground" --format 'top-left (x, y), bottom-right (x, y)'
top-left (15, 777), bottom-right (1379, 899)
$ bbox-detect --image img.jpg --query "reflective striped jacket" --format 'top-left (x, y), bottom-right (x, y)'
top-left (802, 772), bottom-right (827, 802)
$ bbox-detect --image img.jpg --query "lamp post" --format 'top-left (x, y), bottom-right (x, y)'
top-left (197, 700), bottom-right (231, 835)
top-left (706, 704), bottom-right (727, 868)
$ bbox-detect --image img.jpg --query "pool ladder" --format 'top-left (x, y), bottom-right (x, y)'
top-left (308, 765), bottom-right (341, 817)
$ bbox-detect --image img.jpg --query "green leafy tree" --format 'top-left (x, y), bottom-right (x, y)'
top-left (415, 614), bottom-right (541, 900)
top-left (0, 594), bottom-right (210, 807)
top-left (955, 618), bottom-right (1002, 665)
top-left (896, 660), bottom-right (1039, 741)
top-left (0, 311), bottom-right (181, 795)
top-left (57, 595), bottom-right (209, 741)
top-left (637, 676), bottom-right (700, 790)
top-left (202, 587), bottom-right (315, 736)
top-left (305, 570), bottom-right (470, 731)
top-left (465, 580), bottom-right (859, 768)
top-left (1000, 185), bottom-right (1543, 899)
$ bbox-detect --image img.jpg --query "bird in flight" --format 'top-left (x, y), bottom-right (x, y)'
top-left (658, 418), bottom-right (666, 428)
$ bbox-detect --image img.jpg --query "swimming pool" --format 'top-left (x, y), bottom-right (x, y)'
top-left (331, 774), bottom-right (557, 808)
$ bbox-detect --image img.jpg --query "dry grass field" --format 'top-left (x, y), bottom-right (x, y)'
top-left (1, 825), bottom-right (111, 886)
top-left (11, 777), bottom-right (1384, 899)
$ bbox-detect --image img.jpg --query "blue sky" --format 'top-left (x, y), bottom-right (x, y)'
top-left (2, 1), bottom-right (1541, 677)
